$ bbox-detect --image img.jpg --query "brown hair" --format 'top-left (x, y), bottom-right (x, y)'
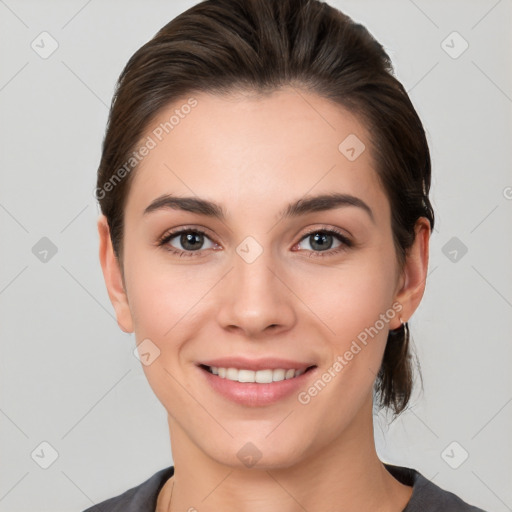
top-left (96, 0), bottom-right (435, 417)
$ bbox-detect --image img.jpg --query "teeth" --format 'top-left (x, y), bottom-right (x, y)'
top-left (209, 366), bottom-right (307, 383)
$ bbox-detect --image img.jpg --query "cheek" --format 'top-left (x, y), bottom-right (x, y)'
top-left (300, 252), bottom-right (398, 340)
top-left (291, 253), bottom-right (399, 429)
top-left (126, 264), bottom-right (209, 408)
top-left (294, 246), bottom-right (399, 395)
top-left (123, 237), bottom-right (211, 336)
top-left (124, 253), bottom-right (224, 385)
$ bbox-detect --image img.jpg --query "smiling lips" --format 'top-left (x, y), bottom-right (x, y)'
top-left (198, 356), bottom-right (316, 383)
top-left (197, 356), bottom-right (318, 406)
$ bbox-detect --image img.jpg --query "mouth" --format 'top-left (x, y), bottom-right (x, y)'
top-left (198, 364), bottom-right (317, 383)
top-left (196, 356), bottom-right (319, 406)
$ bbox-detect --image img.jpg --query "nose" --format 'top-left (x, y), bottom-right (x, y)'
top-left (216, 247), bottom-right (297, 339)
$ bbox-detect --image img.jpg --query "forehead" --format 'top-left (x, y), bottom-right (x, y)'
top-left (125, 87), bottom-right (388, 221)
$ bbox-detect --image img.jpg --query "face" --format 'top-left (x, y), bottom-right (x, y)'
top-left (99, 87), bottom-right (428, 469)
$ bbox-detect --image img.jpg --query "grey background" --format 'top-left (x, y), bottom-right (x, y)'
top-left (1, 0), bottom-right (511, 510)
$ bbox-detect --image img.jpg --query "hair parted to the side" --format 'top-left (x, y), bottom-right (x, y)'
top-left (96, 0), bottom-right (435, 417)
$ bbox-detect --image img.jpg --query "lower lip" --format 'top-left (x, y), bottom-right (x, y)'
top-left (198, 365), bottom-right (317, 407)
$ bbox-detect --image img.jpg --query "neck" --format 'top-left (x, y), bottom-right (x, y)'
top-left (162, 394), bottom-right (412, 512)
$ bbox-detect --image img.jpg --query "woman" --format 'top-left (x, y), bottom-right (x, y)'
top-left (87, 0), bottom-right (487, 510)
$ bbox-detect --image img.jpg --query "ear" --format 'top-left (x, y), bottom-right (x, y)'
top-left (391, 217), bottom-right (431, 329)
top-left (97, 215), bottom-right (134, 333)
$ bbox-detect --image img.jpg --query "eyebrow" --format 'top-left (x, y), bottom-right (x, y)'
top-left (143, 192), bottom-right (374, 223)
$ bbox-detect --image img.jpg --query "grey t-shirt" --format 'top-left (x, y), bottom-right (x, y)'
top-left (82, 463), bottom-right (488, 511)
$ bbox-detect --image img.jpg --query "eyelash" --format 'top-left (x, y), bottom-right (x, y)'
top-left (157, 225), bottom-right (353, 259)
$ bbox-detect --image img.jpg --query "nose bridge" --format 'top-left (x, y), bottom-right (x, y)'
top-left (216, 238), bottom-right (296, 335)
top-left (235, 245), bottom-right (277, 299)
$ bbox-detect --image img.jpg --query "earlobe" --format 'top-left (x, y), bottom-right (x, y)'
top-left (97, 215), bottom-right (134, 333)
top-left (391, 217), bottom-right (431, 329)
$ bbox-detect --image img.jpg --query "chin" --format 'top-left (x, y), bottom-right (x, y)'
top-left (203, 433), bottom-right (309, 471)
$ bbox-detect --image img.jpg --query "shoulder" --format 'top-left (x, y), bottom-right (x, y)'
top-left (384, 463), bottom-right (488, 512)
top-left (82, 466), bottom-right (174, 512)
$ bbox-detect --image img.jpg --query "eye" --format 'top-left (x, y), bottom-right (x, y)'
top-left (294, 228), bottom-right (352, 257)
top-left (157, 228), bottom-right (217, 257)
top-left (157, 226), bottom-right (353, 259)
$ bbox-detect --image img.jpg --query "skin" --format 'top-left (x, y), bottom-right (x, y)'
top-left (98, 87), bottom-right (430, 512)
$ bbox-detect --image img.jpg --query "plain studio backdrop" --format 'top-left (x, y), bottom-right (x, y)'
top-left (0, 1), bottom-right (511, 511)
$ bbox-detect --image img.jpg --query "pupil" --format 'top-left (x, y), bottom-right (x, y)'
top-left (311, 232), bottom-right (332, 251)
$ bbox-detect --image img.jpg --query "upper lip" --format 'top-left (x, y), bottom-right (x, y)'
top-left (198, 357), bottom-right (316, 371)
